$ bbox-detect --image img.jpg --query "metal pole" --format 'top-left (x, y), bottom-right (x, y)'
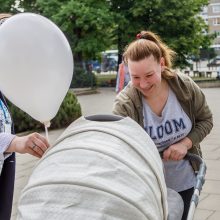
top-left (186, 154), bottom-right (206, 220)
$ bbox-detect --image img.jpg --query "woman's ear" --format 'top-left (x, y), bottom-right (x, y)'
top-left (160, 57), bottom-right (165, 71)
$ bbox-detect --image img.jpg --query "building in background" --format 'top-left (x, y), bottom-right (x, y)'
top-left (201, 0), bottom-right (220, 54)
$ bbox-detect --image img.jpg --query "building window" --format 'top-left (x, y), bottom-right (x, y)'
top-left (213, 17), bottom-right (220, 25)
top-left (213, 5), bottom-right (220, 13)
top-left (215, 31), bottom-right (220, 38)
top-left (202, 6), bottom-right (208, 14)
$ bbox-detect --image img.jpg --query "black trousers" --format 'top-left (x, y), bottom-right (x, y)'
top-left (0, 153), bottom-right (16, 220)
top-left (178, 187), bottom-right (194, 220)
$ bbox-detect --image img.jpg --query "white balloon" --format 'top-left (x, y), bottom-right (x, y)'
top-left (0, 13), bottom-right (73, 123)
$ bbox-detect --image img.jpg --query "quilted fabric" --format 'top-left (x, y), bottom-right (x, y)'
top-left (17, 116), bottom-right (168, 220)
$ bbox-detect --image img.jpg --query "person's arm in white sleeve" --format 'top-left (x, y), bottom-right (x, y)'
top-left (0, 133), bottom-right (15, 173)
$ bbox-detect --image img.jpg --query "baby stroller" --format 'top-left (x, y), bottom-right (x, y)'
top-left (17, 115), bottom-right (206, 220)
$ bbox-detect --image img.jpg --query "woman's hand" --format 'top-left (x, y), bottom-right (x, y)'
top-left (7, 132), bottom-right (50, 158)
top-left (163, 137), bottom-right (192, 161)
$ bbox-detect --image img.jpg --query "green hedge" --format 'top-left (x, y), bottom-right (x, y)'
top-left (96, 74), bottom-right (117, 87)
top-left (71, 68), bottom-right (97, 88)
top-left (7, 91), bottom-right (82, 133)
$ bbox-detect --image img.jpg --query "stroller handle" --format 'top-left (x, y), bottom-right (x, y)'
top-left (159, 151), bottom-right (207, 189)
top-left (185, 153), bottom-right (207, 184)
top-left (186, 153), bottom-right (207, 220)
top-left (159, 151), bottom-right (207, 220)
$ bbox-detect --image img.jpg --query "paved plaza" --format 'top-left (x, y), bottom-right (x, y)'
top-left (11, 87), bottom-right (220, 220)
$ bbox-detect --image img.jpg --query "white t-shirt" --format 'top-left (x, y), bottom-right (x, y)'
top-left (143, 88), bottom-right (196, 192)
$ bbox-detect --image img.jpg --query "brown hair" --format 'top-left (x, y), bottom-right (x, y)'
top-left (123, 31), bottom-right (176, 78)
top-left (0, 13), bottom-right (12, 20)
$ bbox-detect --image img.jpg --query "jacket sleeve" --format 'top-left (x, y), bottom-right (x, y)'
top-left (186, 79), bottom-right (213, 145)
top-left (112, 92), bottom-right (133, 117)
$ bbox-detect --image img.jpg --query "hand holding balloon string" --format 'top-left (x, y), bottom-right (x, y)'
top-left (6, 132), bottom-right (50, 158)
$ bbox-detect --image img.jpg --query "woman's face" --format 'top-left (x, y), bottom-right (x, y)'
top-left (128, 55), bottom-right (165, 98)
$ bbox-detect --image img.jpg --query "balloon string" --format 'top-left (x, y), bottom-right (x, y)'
top-left (43, 121), bottom-right (51, 142)
top-left (45, 125), bottom-right (49, 142)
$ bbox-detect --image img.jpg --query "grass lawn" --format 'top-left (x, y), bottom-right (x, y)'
top-left (96, 73), bottom-right (117, 87)
top-left (192, 77), bottom-right (217, 81)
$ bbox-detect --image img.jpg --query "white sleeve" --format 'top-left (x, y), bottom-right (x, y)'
top-left (0, 133), bottom-right (15, 154)
top-left (0, 133), bottom-right (15, 174)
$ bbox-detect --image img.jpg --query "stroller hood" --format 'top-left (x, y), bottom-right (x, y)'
top-left (17, 115), bottom-right (168, 220)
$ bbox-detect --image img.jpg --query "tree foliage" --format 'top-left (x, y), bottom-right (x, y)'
top-left (19, 0), bottom-right (114, 65)
top-left (1, 0), bottom-right (213, 67)
top-left (109, 0), bottom-right (211, 67)
top-left (0, 0), bottom-right (19, 13)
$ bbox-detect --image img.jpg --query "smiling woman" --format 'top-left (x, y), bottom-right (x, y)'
top-left (113, 30), bottom-right (213, 220)
top-left (128, 56), bottom-right (165, 100)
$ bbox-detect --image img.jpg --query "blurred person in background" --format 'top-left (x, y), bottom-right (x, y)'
top-left (115, 61), bottom-right (130, 93)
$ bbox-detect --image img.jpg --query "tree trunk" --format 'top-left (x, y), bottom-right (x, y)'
top-left (117, 29), bottom-right (123, 71)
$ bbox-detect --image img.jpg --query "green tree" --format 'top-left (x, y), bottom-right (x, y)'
top-left (0, 0), bottom-right (19, 13)
top-left (107, 0), bottom-right (136, 65)
top-left (109, 0), bottom-right (211, 68)
top-left (147, 0), bottom-right (211, 67)
top-left (19, 0), bottom-right (114, 67)
top-left (5, 0), bottom-right (213, 68)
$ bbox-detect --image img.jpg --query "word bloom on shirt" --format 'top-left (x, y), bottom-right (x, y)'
top-left (145, 118), bottom-right (186, 140)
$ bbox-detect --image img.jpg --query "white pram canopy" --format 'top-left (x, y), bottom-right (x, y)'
top-left (17, 116), bottom-right (168, 220)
